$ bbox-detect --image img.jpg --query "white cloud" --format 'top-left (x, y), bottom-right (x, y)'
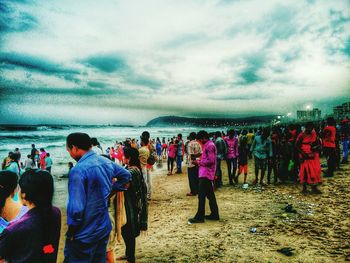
top-left (1, 0), bottom-right (349, 124)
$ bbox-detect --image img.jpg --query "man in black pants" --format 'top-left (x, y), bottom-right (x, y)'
top-left (188, 130), bottom-right (219, 224)
top-left (186, 132), bottom-right (202, 196)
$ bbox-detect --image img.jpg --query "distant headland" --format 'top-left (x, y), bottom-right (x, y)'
top-left (146, 115), bottom-right (279, 127)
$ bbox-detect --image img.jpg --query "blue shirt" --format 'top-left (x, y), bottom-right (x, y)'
top-left (5, 162), bottom-right (20, 176)
top-left (67, 151), bottom-right (130, 243)
top-left (45, 157), bottom-right (53, 167)
top-left (250, 135), bottom-right (273, 159)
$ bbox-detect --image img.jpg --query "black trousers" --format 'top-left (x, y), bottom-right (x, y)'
top-left (195, 178), bottom-right (219, 220)
top-left (121, 223), bottom-right (136, 263)
top-left (324, 147), bottom-right (336, 175)
top-left (167, 157), bottom-right (174, 172)
top-left (188, 166), bottom-right (199, 195)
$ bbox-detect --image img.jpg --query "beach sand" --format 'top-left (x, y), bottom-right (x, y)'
top-left (57, 159), bottom-right (350, 262)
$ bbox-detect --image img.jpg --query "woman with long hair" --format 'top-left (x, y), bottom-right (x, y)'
top-left (0, 171), bottom-right (28, 233)
top-left (118, 147), bottom-right (148, 263)
top-left (0, 169), bottom-right (61, 262)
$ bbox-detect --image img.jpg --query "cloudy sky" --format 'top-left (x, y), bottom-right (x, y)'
top-left (0, 0), bottom-right (349, 125)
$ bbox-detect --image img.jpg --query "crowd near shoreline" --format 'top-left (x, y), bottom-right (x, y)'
top-left (0, 116), bottom-right (349, 262)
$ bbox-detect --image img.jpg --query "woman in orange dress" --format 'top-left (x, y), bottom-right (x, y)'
top-left (295, 122), bottom-right (322, 194)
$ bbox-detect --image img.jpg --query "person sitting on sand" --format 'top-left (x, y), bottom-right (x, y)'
top-left (188, 130), bottom-right (219, 224)
top-left (295, 122), bottom-right (322, 194)
top-left (0, 169), bottom-right (61, 262)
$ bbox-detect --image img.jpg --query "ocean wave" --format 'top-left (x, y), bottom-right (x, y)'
top-left (0, 134), bottom-right (67, 140)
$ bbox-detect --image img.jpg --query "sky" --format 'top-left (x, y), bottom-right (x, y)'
top-left (0, 0), bottom-right (349, 125)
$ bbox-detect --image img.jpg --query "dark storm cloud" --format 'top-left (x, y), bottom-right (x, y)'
top-left (237, 53), bottom-right (265, 84)
top-left (343, 37), bottom-right (350, 57)
top-left (0, 52), bottom-right (80, 76)
top-left (0, 0), bottom-right (38, 33)
top-left (81, 53), bottom-right (162, 89)
top-left (82, 54), bottom-right (127, 73)
top-left (164, 33), bottom-right (208, 49)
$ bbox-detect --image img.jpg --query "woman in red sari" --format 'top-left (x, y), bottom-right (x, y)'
top-left (295, 122), bottom-right (322, 194)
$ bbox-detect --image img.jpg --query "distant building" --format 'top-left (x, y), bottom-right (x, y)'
top-left (297, 108), bottom-right (321, 121)
top-left (333, 102), bottom-right (350, 120)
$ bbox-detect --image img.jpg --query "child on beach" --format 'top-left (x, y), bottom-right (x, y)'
top-left (236, 136), bottom-right (249, 188)
top-left (39, 148), bottom-right (47, 170)
top-left (167, 139), bottom-right (176, 175)
top-left (45, 153), bottom-right (53, 174)
top-left (24, 154), bottom-right (34, 170)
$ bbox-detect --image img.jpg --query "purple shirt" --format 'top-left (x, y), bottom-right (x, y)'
top-left (0, 206), bottom-right (61, 263)
top-left (225, 136), bottom-right (239, 159)
top-left (198, 140), bottom-right (217, 181)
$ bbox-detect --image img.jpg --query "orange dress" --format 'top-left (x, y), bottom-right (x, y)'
top-left (297, 131), bottom-right (321, 184)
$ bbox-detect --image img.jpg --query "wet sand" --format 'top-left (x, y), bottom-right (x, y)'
top-left (56, 159), bottom-right (350, 262)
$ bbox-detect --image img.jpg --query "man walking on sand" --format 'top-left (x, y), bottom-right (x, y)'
top-left (188, 130), bottom-right (219, 224)
top-left (64, 133), bottom-right (130, 263)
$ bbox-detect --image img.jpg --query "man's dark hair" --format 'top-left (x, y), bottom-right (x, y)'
top-left (141, 136), bottom-right (149, 146)
top-left (91, 137), bottom-right (99, 146)
top-left (124, 147), bottom-right (141, 171)
top-left (66, 133), bottom-right (92, 151)
top-left (326, 117), bottom-right (336, 126)
top-left (177, 133), bottom-right (182, 139)
top-left (197, 130), bottom-right (209, 140)
top-left (215, 131), bottom-right (222, 138)
top-left (189, 132), bottom-right (197, 141)
top-left (141, 131), bottom-right (150, 139)
top-left (228, 129), bottom-right (235, 137)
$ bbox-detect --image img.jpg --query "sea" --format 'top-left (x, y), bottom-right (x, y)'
top-left (0, 124), bottom-right (220, 207)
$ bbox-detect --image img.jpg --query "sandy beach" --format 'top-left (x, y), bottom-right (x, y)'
top-left (57, 159), bottom-right (350, 263)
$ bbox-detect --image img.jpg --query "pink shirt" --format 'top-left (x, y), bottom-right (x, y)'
top-left (225, 136), bottom-right (239, 159)
top-left (168, 144), bottom-right (176, 158)
top-left (198, 140), bottom-right (217, 181)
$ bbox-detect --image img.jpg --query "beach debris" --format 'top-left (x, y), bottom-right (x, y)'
top-left (281, 213), bottom-right (289, 218)
top-left (249, 227), bottom-right (257, 233)
top-left (277, 247), bottom-right (295, 256)
top-left (283, 204), bottom-right (297, 213)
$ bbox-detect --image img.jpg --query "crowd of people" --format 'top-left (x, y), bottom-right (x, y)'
top-left (1, 144), bottom-right (53, 176)
top-left (0, 116), bottom-right (349, 262)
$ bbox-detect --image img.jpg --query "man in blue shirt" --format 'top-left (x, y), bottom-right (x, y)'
top-left (64, 133), bottom-right (131, 263)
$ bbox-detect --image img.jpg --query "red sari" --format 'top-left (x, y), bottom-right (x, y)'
top-left (296, 131), bottom-right (321, 184)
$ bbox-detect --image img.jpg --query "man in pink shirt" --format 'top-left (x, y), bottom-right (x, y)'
top-left (224, 129), bottom-right (239, 185)
top-left (188, 130), bottom-right (219, 224)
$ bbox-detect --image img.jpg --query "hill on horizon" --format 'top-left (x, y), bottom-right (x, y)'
top-left (146, 115), bottom-right (278, 127)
